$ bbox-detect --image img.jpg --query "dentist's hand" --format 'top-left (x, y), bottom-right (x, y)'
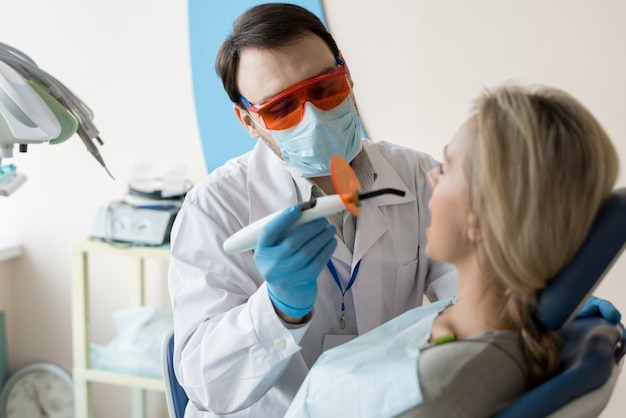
top-left (254, 204), bottom-right (337, 319)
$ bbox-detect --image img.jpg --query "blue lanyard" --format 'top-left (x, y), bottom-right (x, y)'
top-left (326, 259), bottom-right (361, 329)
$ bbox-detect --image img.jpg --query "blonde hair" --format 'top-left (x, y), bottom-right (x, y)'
top-left (468, 85), bottom-right (619, 383)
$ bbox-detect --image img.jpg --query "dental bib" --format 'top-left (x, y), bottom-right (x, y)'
top-left (286, 298), bottom-right (453, 418)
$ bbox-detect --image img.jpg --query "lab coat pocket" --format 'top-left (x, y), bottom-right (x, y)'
top-left (393, 258), bottom-right (419, 316)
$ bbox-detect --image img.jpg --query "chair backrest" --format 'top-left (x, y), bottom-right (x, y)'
top-left (496, 188), bottom-right (626, 418)
top-left (535, 188), bottom-right (626, 331)
top-left (161, 330), bottom-right (189, 418)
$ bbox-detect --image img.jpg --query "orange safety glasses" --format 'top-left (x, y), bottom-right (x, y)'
top-left (240, 57), bottom-right (350, 131)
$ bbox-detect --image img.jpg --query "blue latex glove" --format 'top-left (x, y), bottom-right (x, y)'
top-left (254, 204), bottom-right (337, 318)
top-left (577, 296), bottom-right (622, 323)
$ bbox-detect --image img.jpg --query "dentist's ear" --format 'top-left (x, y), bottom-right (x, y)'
top-left (234, 103), bottom-right (262, 138)
top-left (338, 51), bottom-right (354, 88)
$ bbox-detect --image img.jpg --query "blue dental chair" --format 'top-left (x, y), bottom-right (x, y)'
top-left (162, 190), bottom-right (626, 418)
top-left (495, 187), bottom-right (626, 418)
top-left (162, 329), bottom-right (188, 418)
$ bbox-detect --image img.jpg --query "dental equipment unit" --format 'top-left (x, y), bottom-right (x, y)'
top-left (0, 42), bottom-right (113, 196)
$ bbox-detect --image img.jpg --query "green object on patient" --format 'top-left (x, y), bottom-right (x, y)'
top-left (433, 333), bottom-right (457, 346)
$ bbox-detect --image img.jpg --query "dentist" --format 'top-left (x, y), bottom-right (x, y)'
top-left (168, 3), bottom-right (456, 417)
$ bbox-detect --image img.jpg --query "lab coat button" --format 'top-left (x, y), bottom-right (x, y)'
top-left (274, 338), bottom-right (286, 350)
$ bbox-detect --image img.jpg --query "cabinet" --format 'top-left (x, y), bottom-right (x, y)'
top-left (71, 239), bottom-right (171, 418)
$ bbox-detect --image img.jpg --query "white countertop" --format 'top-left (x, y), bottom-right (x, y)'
top-left (0, 241), bottom-right (22, 262)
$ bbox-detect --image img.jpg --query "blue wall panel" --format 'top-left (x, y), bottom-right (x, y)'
top-left (188, 1), bottom-right (326, 172)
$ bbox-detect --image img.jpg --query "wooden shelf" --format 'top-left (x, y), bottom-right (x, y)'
top-left (74, 367), bottom-right (165, 391)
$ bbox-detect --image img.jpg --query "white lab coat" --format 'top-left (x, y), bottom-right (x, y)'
top-left (168, 138), bottom-right (457, 418)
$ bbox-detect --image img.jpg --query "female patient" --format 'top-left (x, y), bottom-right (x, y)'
top-left (285, 84), bottom-right (620, 417)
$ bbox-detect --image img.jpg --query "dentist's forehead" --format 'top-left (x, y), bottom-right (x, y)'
top-left (237, 33), bottom-right (336, 104)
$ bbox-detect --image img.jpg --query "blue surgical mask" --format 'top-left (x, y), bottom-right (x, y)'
top-left (268, 97), bottom-right (363, 178)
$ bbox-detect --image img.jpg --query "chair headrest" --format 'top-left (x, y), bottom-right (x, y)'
top-left (536, 188), bottom-right (626, 331)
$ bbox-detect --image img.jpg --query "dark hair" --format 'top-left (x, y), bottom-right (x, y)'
top-left (215, 3), bottom-right (339, 104)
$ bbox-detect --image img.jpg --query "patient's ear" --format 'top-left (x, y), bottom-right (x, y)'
top-left (467, 213), bottom-right (482, 242)
top-left (234, 104), bottom-right (261, 138)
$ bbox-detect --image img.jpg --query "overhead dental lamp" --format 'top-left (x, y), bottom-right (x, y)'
top-left (0, 42), bottom-right (113, 196)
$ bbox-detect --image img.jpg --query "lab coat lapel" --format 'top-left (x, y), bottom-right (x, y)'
top-left (353, 146), bottom-right (416, 263)
top-left (353, 203), bottom-right (387, 265)
top-left (332, 238), bottom-right (353, 266)
top-left (247, 140), bottom-right (298, 223)
top-left (352, 145), bottom-right (417, 333)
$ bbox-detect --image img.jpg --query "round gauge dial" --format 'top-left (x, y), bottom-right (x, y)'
top-left (0, 362), bottom-right (73, 418)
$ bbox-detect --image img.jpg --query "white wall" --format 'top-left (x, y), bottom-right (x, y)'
top-left (0, 1), bottom-right (202, 416)
top-left (0, 1), bottom-right (624, 417)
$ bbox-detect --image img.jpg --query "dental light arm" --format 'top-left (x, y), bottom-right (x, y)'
top-left (0, 42), bottom-right (113, 196)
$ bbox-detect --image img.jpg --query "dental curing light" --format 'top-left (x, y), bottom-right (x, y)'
top-left (223, 155), bottom-right (405, 254)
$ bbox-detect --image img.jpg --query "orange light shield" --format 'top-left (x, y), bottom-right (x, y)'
top-left (329, 155), bottom-right (361, 216)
